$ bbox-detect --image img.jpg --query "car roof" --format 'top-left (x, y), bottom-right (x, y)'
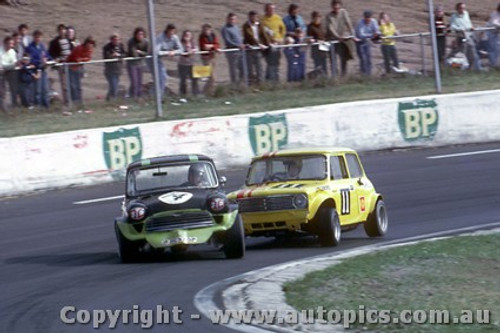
top-left (252, 147), bottom-right (356, 160)
top-left (127, 154), bottom-right (214, 170)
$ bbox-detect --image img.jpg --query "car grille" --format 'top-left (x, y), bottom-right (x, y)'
top-left (146, 211), bottom-right (215, 232)
top-left (238, 195), bottom-right (295, 213)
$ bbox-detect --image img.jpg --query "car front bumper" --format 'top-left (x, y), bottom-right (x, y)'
top-left (116, 210), bottom-right (238, 248)
top-left (239, 209), bottom-right (309, 235)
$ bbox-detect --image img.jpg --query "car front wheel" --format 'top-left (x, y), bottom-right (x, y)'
top-left (364, 199), bottom-right (388, 237)
top-left (318, 207), bottom-right (341, 247)
top-left (223, 215), bottom-right (245, 259)
top-left (115, 223), bottom-right (142, 263)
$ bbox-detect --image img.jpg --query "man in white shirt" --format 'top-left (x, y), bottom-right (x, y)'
top-left (487, 3), bottom-right (500, 67)
top-left (0, 37), bottom-right (19, 107)
top-left (449, 2), bottom-right (481, 70)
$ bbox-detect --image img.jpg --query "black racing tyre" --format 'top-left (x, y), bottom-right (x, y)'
top-left (115, 223), bottom-right (142, 263)
top-left (317, 207), bottom-right (341, 247)
top-left (223, 215), bottom-right (245, 259)
top-left (364, 199), bottom-right (388, 237)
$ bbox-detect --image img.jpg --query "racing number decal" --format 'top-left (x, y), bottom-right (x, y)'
top-left (341, 189), bottom-right (350, 215)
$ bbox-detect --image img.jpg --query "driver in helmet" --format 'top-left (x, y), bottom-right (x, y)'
top-left (185, 163), bottom-right (206, 186)
top-left (286, 159), bottom-right (302, 179)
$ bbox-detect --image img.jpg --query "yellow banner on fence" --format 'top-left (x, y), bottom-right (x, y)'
top-left (192, 65), bottom-right (213, 78)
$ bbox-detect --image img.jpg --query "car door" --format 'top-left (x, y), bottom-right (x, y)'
top-left (345, 153), bottom-right (366, 223)
top-left (330, 155), bottom-right (357, 225)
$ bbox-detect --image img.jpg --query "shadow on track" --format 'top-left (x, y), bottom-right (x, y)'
top-left (3, 249), bottom-right (234, 267)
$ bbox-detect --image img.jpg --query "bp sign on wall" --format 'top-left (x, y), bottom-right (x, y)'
top-left (248, 113), bottom-right (288, 155)
top-left (398, 99), bottom-right (439, 142)
top-left (103, 127), bottom-right (143, 179)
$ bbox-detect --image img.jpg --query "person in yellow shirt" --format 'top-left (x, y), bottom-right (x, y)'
top-left (260, 3), bottom-right (285, 82)
top-left (379, 12), bottom-right (400, 74)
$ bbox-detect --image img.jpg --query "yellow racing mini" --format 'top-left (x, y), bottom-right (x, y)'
top-left (228, 148), bottom-right (388, 246)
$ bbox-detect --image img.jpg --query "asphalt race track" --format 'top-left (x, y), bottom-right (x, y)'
top-left (1, 142), bottom-right (500, 333)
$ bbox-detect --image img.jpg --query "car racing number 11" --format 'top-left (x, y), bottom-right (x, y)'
top-left (340, 188), bottom-right (351, 215)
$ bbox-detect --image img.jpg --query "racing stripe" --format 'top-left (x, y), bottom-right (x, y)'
top-left (247, 188), bottom-right (257, 197)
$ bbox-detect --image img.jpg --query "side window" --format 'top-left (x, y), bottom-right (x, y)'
top-left (346, 154), bottom-right (363, 178)
top-left (330, 156), bottom-right (348, 180)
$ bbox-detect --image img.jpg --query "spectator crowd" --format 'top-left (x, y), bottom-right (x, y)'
top-left (1, 1), bottom-right (499, 115)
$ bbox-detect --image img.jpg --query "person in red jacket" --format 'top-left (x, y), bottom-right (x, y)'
top-left (198, 23), bottom-right (220, 96)
top-left (65, 36), bottom-right (95, 108)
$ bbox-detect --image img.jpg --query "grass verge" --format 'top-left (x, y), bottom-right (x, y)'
top-left (1, 68), bottom-right (499, 138)
top-left (285, 232), bottom-right (500, 332)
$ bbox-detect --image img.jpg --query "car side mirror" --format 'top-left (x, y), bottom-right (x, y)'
top-left (357, 177), bottom-right (364, 186)
top-left (219, 176), bottom-right (227, 187)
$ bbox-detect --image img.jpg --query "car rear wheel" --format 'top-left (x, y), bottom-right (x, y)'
top-left (364, 199), bottom-right (388, 237)
top-left (318, 207), bottom-right (341, 247)
top-left (115, 224), bottom-right (142, 263)
top-left (223, 215), bottom-right (245, 259)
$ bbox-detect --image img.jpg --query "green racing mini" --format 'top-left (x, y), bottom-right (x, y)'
top-left (114, 154), bottom-right (244, 262)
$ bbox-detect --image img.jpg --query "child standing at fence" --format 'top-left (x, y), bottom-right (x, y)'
top-left (178, 30), bottom-right (199, 96)
top-left (284, 29), bottom-right (306, 82)
top-left (379, 12), bottom-right (400, 74)
top-left (19, 54), bottom-right (38, 109)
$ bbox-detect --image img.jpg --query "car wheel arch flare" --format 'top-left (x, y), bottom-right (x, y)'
top-left (366, 194), bottom-right (384, 219)
top-left (311, 198), bottom-right (337, 221)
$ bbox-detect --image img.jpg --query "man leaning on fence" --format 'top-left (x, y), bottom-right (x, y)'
top-left (308, 11), bottom-right (328, 76)
top-left (49, 24), bottom-right (71, 104)
top-left (243, 10), bottom-right (271, 85)
top-left (25, 30), bottom-right (52, 109)
top-left (154, 24), bottom-right (182, 101)
top-left (103, 33), bottom-right (126, 101)
top-left (434, 5), bottom-right (448, 64)
top-left (221, 13), bottom-right (246, 85)
top-left (487, 3), bottom-right (500, 68)
top-left (355, 10), bottom-right (380, 76)
top-left (325, 0), bottom-right (357, 76)
top-left (449, 2), bottom-right (481, 71)
top-left (261, 3), bottom-right (285, 82)
top-left (66, 36), bottom-right (95, 110)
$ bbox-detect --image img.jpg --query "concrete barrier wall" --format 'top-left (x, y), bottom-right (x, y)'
top-left (1, 90), bottom-right (499, 196)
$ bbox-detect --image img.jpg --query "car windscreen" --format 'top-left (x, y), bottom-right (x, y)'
top-left (246, 155), bottom-right (327, 185)
top-left (126, 162), bottom-right (218, 196)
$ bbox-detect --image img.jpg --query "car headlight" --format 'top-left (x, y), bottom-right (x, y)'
top-left (129, 206), bottom-right (146, 221)
top-left (293, 194), bottom-right (308, 209)
top-left (208, 195), bottom-right (228, 213)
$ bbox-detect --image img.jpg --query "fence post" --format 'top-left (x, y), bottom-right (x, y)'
top-left (242, 48), bottom-right (249, 87)
top-left (64, 63), bottom-right (72, 110)
top-left (146, 0), bottom-right (163, 119)
top-left (428, 0), bottom-right (442, 93)
top-left (330, 42), bottom-right (338, 78)
top-left (420, 33), bottom-right (426, 75)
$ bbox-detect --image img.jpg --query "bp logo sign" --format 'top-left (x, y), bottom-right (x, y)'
top-left (103, 127), bottom-right (142, 179)
top-left (249, 113), bottom-right (288, 155)
top-left (398, 99), bottom-right (439, 142)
